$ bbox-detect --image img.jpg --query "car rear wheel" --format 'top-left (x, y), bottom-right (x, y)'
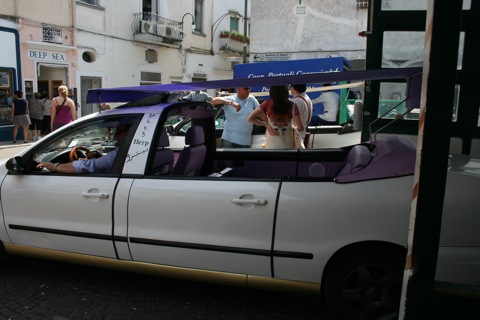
top-left (324, 243), bottom-right (406, 320)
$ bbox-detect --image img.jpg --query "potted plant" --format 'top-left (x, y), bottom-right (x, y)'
top-left (219, 30), bottom-right (229, 38)
top-left (229, 31), bottom-right (244, 42)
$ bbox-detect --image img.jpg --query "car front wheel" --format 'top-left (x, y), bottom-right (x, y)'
top-left (324, 243), bottom-right (406, 320)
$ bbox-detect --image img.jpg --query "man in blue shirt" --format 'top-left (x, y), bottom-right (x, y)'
top-left (211, 87), bottom-right (259, 148)
top-left (37, 123), bottom-right (130, 173)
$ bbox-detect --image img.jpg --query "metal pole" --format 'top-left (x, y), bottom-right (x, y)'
top-left (242, 0), bottom-right (248, 63)
top-left (402, 0), bottom-right (463, 318)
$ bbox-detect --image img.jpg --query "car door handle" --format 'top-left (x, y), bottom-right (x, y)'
top-left (232, 198), bottom-right (267, 205)
top-left (82, 192), bottom-right (110, 199)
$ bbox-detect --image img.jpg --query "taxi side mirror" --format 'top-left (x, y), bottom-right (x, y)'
top-left (6, 156), bottom-right (25, 173)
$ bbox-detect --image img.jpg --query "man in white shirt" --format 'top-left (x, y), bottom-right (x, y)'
top-left (311, 83), bottom-right (340, 125)
top-left (290, 84), bottom-right (313, 139)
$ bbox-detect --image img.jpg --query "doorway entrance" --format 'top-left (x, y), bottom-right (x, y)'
top-left (80, 76), bottom-right (102, 116)
top-left (37, 64), bottom-right (67, 99)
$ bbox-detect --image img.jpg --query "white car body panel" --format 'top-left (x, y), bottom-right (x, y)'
top-left (123, 113), bottom-right (160, 174)
top-left (436, 247), bottom-right (480, 285)
top-left (112, 178), bottom-right (135, 260)
top-left (273, 177), bottom-right (413, 282)
top-left (1, 174), bottom-right (118, 258)
top-left (127, 179), bottom-right (279, 275)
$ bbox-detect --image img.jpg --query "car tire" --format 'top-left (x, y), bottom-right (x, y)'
top-left (324, 243), bottom-right (406, 320)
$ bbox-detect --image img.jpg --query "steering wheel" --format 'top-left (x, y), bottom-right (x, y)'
top-left (69, 146), bottom-right (95, 162)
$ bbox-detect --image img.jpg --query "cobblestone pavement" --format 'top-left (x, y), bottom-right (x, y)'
top-left (0, 257), bottom-right (333, 320)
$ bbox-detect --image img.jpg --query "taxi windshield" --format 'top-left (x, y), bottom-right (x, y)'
top-left (33, 119), bottom-right (122, 163)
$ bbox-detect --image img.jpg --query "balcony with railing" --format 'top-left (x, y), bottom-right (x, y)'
top-left (218, 31), bottom-right (250, 54)
top-left (132, 13), bottom-right (185, 46)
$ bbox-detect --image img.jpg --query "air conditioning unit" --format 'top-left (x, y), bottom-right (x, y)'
top-left (156, 24), bottom-right (167, 36)
top-left (165, 26), bottom-right (181, 39)
top-left (193, 72), bottom-right (207, 79)
top-left (141, 21), bottom-right (150, 33)
top-left (141, 21), bottom-right (156, 34)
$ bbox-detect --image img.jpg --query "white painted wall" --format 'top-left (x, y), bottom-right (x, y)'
top-left (250, 0), bottom-right (367, 64)
top-left (73, 0), bottom-right (252, 100)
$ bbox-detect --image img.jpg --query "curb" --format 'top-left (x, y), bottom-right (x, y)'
top-left (434, 281), bottom-right (480, 299)
top-left (0, 142), bottom-right (33, 150)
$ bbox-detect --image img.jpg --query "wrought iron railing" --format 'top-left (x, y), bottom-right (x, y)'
top-left (132, 13), bottom-right (184, 41)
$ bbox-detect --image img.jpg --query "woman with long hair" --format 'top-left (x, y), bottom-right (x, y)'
top-left (51, 85), bottom-right (77, 131)
top-left (247, 85), bottom-right (303, 149)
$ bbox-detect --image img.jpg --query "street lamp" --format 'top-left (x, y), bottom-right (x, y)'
top-left (181, 12), bottom-right (196, 31)
top-left (210, 10), bottom-right (241, 54)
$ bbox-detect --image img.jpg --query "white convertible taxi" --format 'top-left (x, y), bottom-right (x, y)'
top-left (1, 82), bottom-right (479, 320)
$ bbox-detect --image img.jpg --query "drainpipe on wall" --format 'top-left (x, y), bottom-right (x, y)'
top-left (242, 0), bottom-right (248, 63)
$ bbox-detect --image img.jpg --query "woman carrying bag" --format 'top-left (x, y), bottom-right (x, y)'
top-left (51, 85), bottom-right (77, 131)
top-left (247, 85), bottom-right (303, 149)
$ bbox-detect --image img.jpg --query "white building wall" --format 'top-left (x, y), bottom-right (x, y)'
top-left (75, 1), bottom-right (216, 81)
top-left (7, 0), bottom-right (73, 27)
top-left (75, 0), bottom-right (190, 110)
top-left (73, 0), bottom-right (254, 102)
top-left (250, 0), bottom-right (368, 66)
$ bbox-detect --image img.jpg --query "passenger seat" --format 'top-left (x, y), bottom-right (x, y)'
top-left (172, 125), bottom-right (207, 176)
top-left (151, 128), bottom-right (174, 175)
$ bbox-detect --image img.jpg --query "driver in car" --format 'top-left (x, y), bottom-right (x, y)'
top-left (36, 123), bottom-right (130, 173)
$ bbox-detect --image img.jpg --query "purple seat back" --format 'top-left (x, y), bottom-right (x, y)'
top-left (152, 128), bottom-right (174, 175)
top-left (172, 125), bottom-right (207, 176)
top-left (337, 145), bottom-right (372, 176)
top-left (335, 136), bottom-right (416, 183)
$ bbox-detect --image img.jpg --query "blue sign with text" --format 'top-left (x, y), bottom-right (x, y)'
top-left (234, 57), bottom-right (348, 125)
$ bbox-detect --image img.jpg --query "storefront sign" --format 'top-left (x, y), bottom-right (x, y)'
top-left (28, 50), bottom-right (66, 62)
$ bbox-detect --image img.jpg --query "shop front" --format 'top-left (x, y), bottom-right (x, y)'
top-left (0, 23), bottom-right (22, 142)
top-left (0, 21), bottom-right (77, 142)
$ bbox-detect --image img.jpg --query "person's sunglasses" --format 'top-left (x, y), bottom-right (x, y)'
top-left (243, 87), bottom-right (251, 90)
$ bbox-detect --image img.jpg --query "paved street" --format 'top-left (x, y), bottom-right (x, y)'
top-left (0, 256), bottom-right (331, 319)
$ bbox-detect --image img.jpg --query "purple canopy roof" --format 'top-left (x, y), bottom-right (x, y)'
top-left (86, 67), bottom-right (422, 104)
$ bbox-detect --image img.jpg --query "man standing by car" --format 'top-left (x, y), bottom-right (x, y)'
top-left (290, 84), bottom-right (313, 140)
top-left (211, 87), bottom-right (259, 148)
top-left (311, 83), bottom-right (340, 125)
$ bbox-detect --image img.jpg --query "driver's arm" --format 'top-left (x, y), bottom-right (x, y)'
top-left (37, 149), bottom-right (117, 174)
top-left (37, 162), bottom-right (75, 173)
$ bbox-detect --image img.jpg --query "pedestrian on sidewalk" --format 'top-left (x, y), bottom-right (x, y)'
top-left (11, 90), bottom-right (30, 143)
top-left (51, 85), bottom-right (76, 131)
top-left (41, 92), bottom-right (52, 135)
top-left (28, 92), bottom-right (43, 141)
